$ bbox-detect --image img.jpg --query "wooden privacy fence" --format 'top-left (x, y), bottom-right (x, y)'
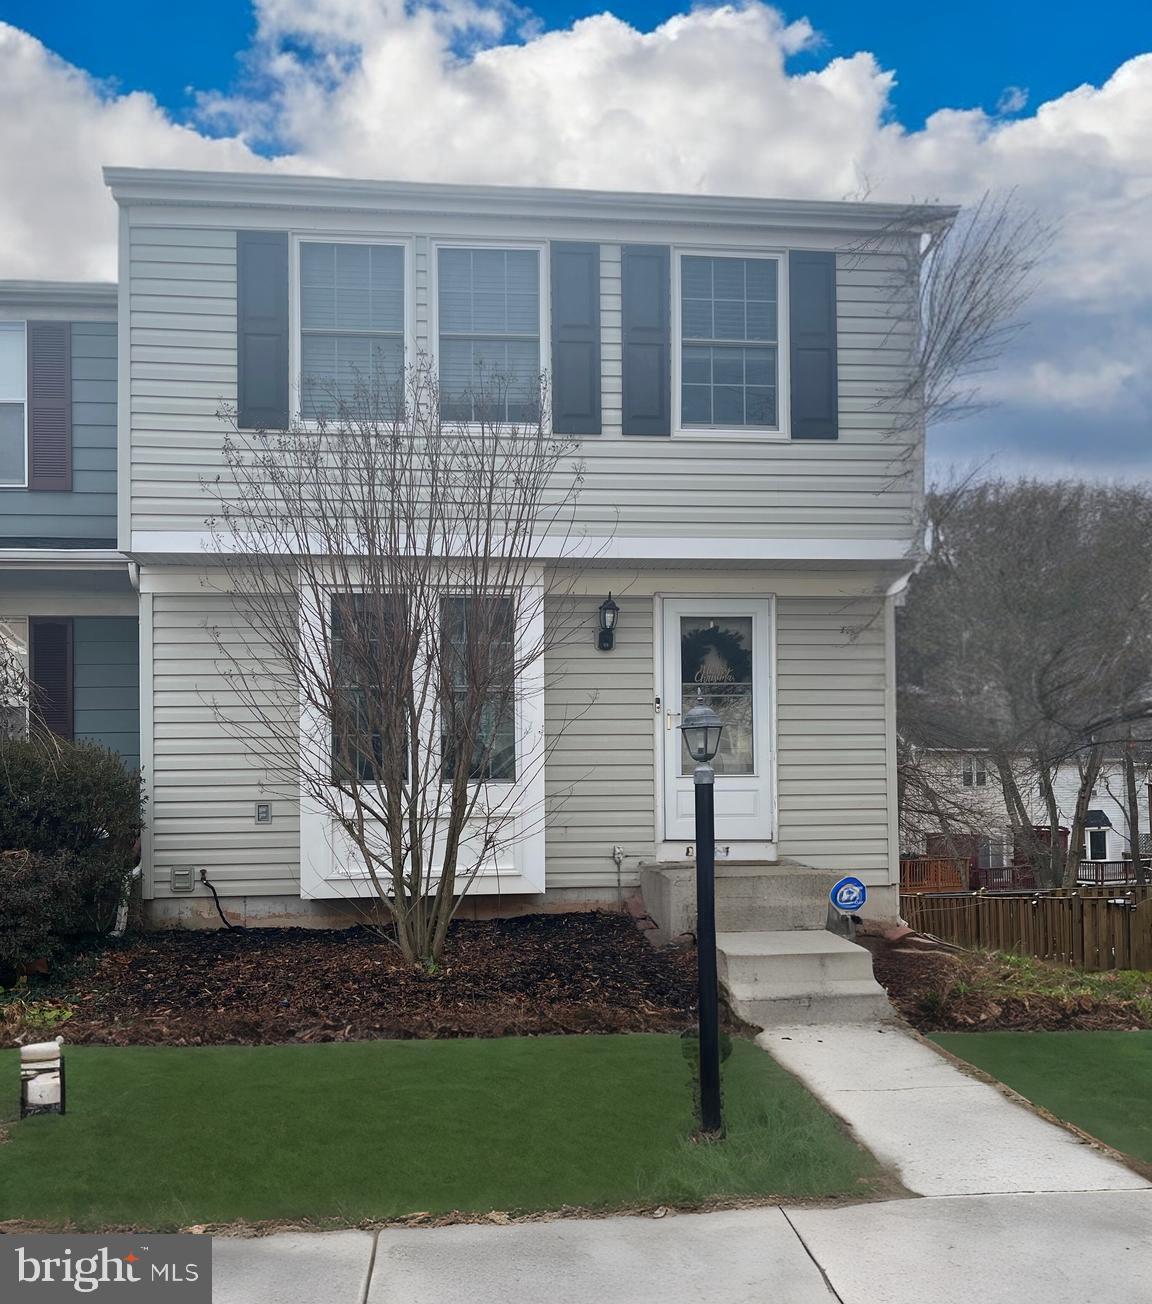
top-left (900, 888), bottom-right (1152, 972)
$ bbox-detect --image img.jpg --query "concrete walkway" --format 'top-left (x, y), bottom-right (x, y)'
top-left (211, 1026), bottom-right (1152, 1303)
top-left (760, 1023), bottom-right (1149, 1196)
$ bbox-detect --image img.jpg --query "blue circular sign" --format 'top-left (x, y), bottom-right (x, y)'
top-left (830, 876), bottom-right (867, 912)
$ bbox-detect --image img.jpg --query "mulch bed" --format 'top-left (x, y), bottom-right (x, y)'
top-left (866, 935), bottom-right (1152, 1032)
top-left (24, 912), bottom-right (703, 1046)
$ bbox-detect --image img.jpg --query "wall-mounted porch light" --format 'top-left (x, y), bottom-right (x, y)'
top-left (597, 595), bottom-right (620, 652)
top-left (20, 1037), bottom-right (65, 1117)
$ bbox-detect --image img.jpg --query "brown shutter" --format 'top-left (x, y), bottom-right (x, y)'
top-left (29, 617), bottom-right (74, 740)
top-left (27, 321), bottom-right (72, 490)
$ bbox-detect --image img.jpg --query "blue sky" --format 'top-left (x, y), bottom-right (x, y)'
top-left (0, 0), bottom-right (1149, 476)
top-left (3, 0), bottom-right (1144, 131)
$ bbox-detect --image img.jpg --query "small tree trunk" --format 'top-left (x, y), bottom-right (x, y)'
top-left (1124, 745), bottom-right (1148, 887)
top-left (1062, 746), bottom-right (1104, 888)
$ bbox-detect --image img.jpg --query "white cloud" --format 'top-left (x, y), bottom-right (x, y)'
top-left (996, 85), bottom-right (1028, 115)
top-left (1, 4), bottom-right (1150, 469)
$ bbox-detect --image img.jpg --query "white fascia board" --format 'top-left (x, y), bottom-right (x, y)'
top-left (0, 548), bottom-right (130, 570)
top-left (103, 167), bottom-right (957, 237)
top-left (0, 280), bottom-right (117, 319)
top-left (129, 531), bottom-right (918, 564)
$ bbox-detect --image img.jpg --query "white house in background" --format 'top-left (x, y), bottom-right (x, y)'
top-left (6, 167), bottom-right (951, 950)
top-left (909, 749), bottom-right (1147, 871)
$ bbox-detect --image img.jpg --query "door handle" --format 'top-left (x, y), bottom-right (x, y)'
top-left (666, 711), bottom-right (681, 730)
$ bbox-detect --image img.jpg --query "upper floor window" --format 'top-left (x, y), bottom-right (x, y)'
top-left (437, 247), bottom-right (541, 424)
top-left (961, 755), bottom-right (988, 787)
top-left (679, 254), bottom-right (779, 432)
top-left (0, 322), bottom-right (27, 486)
top-left (299, 242), bottom-right (404, 421)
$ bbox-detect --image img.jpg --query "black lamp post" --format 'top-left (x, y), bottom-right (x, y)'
top-left (680, 693), bottom-right (725, 1138)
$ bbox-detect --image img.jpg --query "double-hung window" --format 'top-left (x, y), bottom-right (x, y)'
top-left (679, 254), bottom-right (779, 431)
top-left (0, 322), bottom-right (26, 486)
top-left (961, 755), bottom-right (988, 788)
top-left (437, 248), bottom-right (541, 424)
top-left (440, 596), bottom-right (517, 783)
top-left (299, 243), bottom-right (405, 421)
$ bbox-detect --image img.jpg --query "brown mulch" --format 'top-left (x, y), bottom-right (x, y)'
top-left (28, 912), bottom-right (704, 1045)
top-left (865, 934), bottom-right (1152, 1032)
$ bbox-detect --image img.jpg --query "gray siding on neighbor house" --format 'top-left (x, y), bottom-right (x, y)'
top-left (73, 615), bottom-right (140, 770)
top-left (125, 224), bottom-right (918, 542)
top-left (1, 322), bottom-right (118, 544)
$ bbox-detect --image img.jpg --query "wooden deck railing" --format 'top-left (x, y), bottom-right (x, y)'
top-left (973, 865), bottom-right (1036, 891)
top-left (900, 856), bottom-right (969, 894)
top-left (1077, 860), bottom-right (1151, 886)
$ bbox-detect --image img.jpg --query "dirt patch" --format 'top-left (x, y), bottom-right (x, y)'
top-left (866, 934), bottom-right (1152, 1032)
top-left (5, 912), bottom-right (708, 1046)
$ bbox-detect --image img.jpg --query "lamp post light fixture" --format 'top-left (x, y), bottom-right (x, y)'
top-left (596, 594), bottom-right (620, 651)
top-left (680, 693), bottom-right (724, 1138)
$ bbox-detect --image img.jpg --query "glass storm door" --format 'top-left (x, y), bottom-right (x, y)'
top-left (662, 599), bottom-right (773, 844)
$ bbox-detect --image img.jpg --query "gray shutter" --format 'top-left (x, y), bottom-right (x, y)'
top-left (237, 231), bottom-right (289, 430)
top-left (789, 250), bottom-right (839, 440)
top-left (550, 242), bottom-right (601, 435)
top-left (621, 245), bottom-right (670, 437)
top-left (30, 616), bottom-right (73, 740)
top-left (27, 321), bottom-right (72, 491)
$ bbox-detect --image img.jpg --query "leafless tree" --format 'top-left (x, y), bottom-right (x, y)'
top-left (201, 360), bottom-right (596, 965)
top-left (899, 479), bottom-right (1152, 887)
top-left (1100, 735), bottom-right (1152, 887)
top-left (850, 191), bottom-right (1055, 446)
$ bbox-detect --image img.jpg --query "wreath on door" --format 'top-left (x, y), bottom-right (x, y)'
top-left (681, 624), bottom-right (753, 685)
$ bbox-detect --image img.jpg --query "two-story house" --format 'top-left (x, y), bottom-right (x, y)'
top-left (0, 280), bottom-right (139, 768)
top-left (8, 169), bottom-right (950, 961)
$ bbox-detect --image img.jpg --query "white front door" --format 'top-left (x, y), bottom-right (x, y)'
top-left (661, 599), bottom-right (774, 844)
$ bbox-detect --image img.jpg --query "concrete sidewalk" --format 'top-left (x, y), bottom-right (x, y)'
top-left (211, 1026), bottom-right (1152, 1303)
top-left (212, 1194), bottom-right (1152, 1304)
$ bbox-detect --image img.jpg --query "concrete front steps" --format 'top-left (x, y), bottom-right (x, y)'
top-left (640, 857), bottom-right (895, 1028)
top-left (717, 930), bottom-right (894, 1028)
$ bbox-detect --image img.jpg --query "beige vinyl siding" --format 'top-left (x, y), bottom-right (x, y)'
top-left (129, 226), bottom-right (237, 535)
top-left (148, 590), bottom-right (300, 898)
top-left (775, 596), bottom-right (891, 873)
top-left (599, 244), bottom-right (623, 437)
top-left (544, 595), bottom-right (655, 889)
top-left (126, 226), bottom-right (918, 542)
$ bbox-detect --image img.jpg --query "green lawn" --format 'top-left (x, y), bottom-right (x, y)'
top-left (0, 1034), bottom-right (881, 1229)
top-left (933, 1031), bottom-right (1152, 1164)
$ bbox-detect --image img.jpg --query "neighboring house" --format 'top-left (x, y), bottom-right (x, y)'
top-left (0, 281), bottom-right (139, 770)
top-left (907, 748), bottom-right (1147, 871)
top-left (6, 168), bottom-right (951, 929)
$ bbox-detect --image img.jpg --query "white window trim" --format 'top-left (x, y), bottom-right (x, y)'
top-left (671, 246), bottom-right (790, 442)
top-left (0, 320), bottom-right (29, 489)
top-left (428, 238), bottom-right (551, 431)
top-left (288, 233), bottom-right (416, 427)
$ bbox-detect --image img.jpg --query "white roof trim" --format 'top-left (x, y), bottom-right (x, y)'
top-left (0, 281), bottom-right (118, 313)
top-left (0, 549), bottom-right (129, 570)
top-left (103, 167), bottom-right (957, 235)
